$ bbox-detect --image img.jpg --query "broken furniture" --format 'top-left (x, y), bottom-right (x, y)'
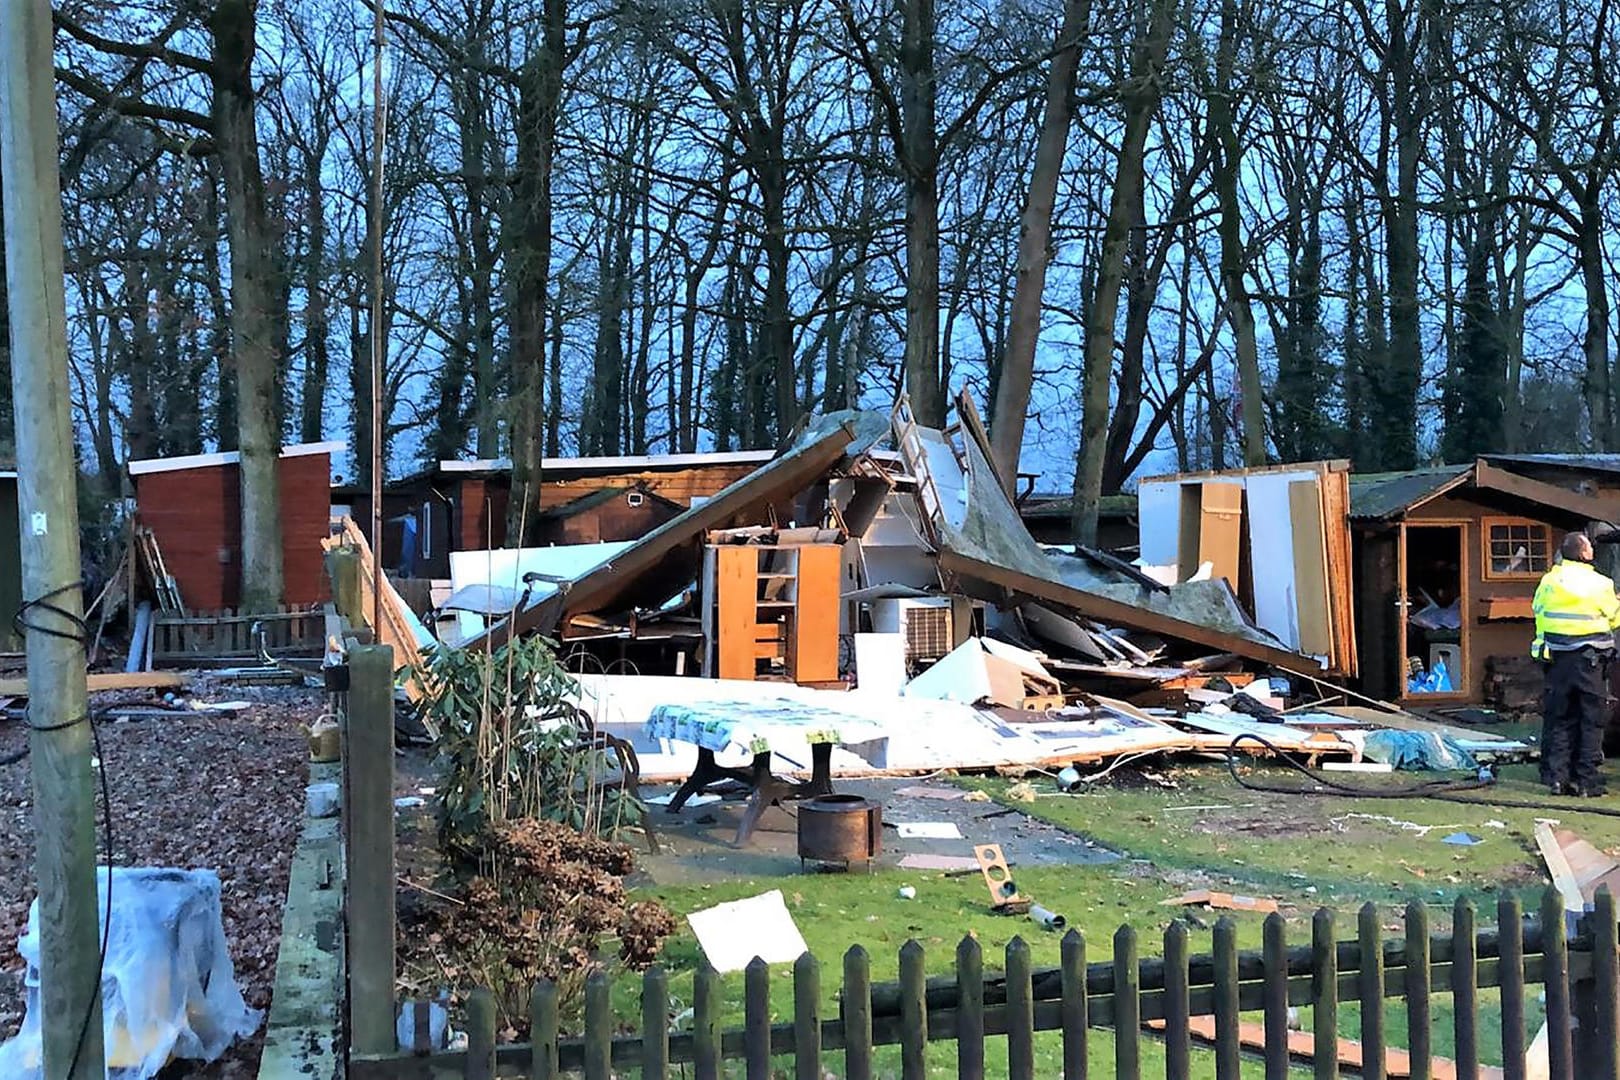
top-left (646, 697), bottom-right (883, 845)
top-left (566, 704), bottom-right (659, 853)
top-left (702, 539), bottom-right (841, 684)
top-left (797, 793), bottom-right (883, 870)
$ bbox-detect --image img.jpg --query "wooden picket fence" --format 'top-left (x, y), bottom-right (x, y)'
top-left (348, 888), bottom-right (1620, 1080)
top-left (151, 605), bottom-right (325, 660)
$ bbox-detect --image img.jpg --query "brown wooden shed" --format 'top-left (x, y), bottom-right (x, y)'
top-left (1350, 460), bottom-right (1616, 706)
top-left (129, 441), bottom-right (341, 611)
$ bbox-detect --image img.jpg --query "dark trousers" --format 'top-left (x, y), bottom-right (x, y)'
top-left (1542, 647), bottom-right (1610, 791)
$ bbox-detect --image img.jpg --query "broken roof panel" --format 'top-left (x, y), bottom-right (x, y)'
top-left (472, 410), bottom-right (888, 645)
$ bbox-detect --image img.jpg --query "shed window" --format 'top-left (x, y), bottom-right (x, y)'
top-left (1483, 518), bottom-right (1551, 579)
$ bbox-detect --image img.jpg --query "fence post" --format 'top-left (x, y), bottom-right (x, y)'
top-left (1262, 913), bottom-right (1289, 1080)
top-left (1542, 887), bottom-right (1574, 1080)
top-left (1452, 897), bottom-right (1478, 1080)
top-left (642, 966), bottom-right (669, 1080)
top-left (900, 940), bottom-right (928, 1080)
top-left (844, 946), bottom-right (873, 1080)
top-left (1214, 918), bottom-right (1240, 1080)
top-left (1164, 920), bottom-right (1190, 1080)
top-left (584, 972), bottom-right (611, 1080)
top-left (1007, 937), bottom-right (1034, 1080)
top-left (345, 643), bottom-right (396, 1055)
top-left (694, 965), bottom-right (720, 1080)
top-left (1313, 908), bottom-right (1338, 1080)
top-left (795, 952), bottom-right (821, 1080)
top-left (1591, 888), bottom-right (1619, 1080)
top-left (530, 980), bottom-right (559, 1080)
top-left (466, 988), bottom-right (496, 1080)
top-left (1060, 930), bottom-right (1088, 1080)
top-left (1498, 893), bottom-right (1526, 1080)
top-left (328, 547), bottom-right (363, 629)
top-left (956, 935), bottom-right (984, 1080)
top-left (745, 957), bottom-right (770, 1080)
top-left (1114, 924), bottom-right (1141, 1080)
top-left (1405, 901), bottom-right (1431, 1080)
top-left (1359, 904), bottom-right (1386, 1080)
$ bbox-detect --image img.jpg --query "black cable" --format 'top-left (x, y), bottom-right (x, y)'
top-left (1222, 732), bottom-right (1620, 819)
top-left (12, 580), bottom-right (89, 644)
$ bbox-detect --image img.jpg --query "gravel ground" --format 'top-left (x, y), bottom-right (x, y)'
top-left (0, 677), bottom-right (317, 1077)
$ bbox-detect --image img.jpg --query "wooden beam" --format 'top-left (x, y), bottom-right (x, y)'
top-left (1473, 461), bottom-right (1616, 525)
top-left (0, 671), bottom-right (188, 697)
top-left (936, 549), bottom-right (1314, 671)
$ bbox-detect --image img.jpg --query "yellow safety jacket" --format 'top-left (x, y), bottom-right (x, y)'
top-left (1531, 560), bottom-right (1620, 660)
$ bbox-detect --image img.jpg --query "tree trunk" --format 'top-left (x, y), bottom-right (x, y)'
top-left (505, 0), bottom-right (564, 546)
top-left (1070, 0), bottom-right (1175, 546)
top-left (1209, 0), bottom-right (1266, 466)
top-left (1577, 202), bottom-right (1612, 448)
top-left (990, 0), bottom-right (1089, 491)
top-left (900, 0), bottom-right (943, 425)
top-left (209, 0), bottom-right (284, 611)
top-left (761, 172), bottom-right (794, 440)
top-left (1380, 0), bottom-right (1424, 470)
top-left (299, 149), bottom-right (329, 444)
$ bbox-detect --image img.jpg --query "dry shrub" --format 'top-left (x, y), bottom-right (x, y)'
top-left (410, 818), bottom-right (675, 1032)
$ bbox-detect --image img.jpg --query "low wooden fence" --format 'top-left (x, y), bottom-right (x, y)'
top-left (152, 605), bottom-right (325, 660)
top-left (349, 888), bottom-right (1620, 1080)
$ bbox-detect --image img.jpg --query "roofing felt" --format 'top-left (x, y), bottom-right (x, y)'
top-left (1347, 465), bottom-right (1472, 520)
top-left (1481, 453), bottom-right (1620, 475)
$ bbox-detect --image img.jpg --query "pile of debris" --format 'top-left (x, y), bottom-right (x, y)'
top-left (337, 398), bottom-right (1527, 786)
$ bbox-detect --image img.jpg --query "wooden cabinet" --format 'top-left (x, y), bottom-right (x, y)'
top-left (704, 543), bottom-right (842, 684)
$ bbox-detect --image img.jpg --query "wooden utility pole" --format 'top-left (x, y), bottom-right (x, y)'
top-left (0, 3), bottom-right (107, 1077)
top-left (369, 0), bottom-right (387, 634)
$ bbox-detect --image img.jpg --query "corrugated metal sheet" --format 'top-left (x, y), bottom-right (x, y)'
top-left (1348, 465), bottom-right (1472, 520)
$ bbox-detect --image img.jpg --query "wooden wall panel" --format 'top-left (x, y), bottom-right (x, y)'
top-left (1287, 478), bottom-right (1333, 657)
top-left (792, 545), bottom-right (841, 683)
top-left (715, 546), bottom-right (758, 680)
top-left (1197, 482), bottom-right (1245, 589)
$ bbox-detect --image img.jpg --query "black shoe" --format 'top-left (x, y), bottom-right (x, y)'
top-left (1551, 782), bottom-right (1576, 796)
top-left (1578, 786), bottom-right (1609, 798)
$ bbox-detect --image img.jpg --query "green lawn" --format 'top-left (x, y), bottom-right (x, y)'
top-left (621, 757), bottom-right (1596, 1075)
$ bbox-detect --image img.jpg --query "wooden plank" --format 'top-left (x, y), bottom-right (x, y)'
top-left (1535, 822), bottom-right (1587, 914)
top-left (1289, 478), bottom-right (1335, 658)
top-left (1473, 461), bottom-right (1614, 523)
top-left (1480, 596), bottom-right (1535, 620)
top-left (1319, 468), bottom-right (1358, 675)
top-left (716, 546), bottom-right (758, 680)
top-left (0, 671), bottom-right (188, 697)
top-left (936, 549), bottom-right (1313, 671)
top-left (1143, 1016), bottom-right (1504, 1079)
top-left (792, 545), bottom-right (841, 684)
top-left (321, 519), bottom-right (425, 703)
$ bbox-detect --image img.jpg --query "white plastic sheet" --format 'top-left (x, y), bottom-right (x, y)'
top-left (0, 867), bottom-right (260, 1079)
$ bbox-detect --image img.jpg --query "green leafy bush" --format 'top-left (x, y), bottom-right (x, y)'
top-left (414, 635), bottom-right (644, 861)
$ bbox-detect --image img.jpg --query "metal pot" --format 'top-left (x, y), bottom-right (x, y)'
top-left (797, 794), bottom-right (882, 869)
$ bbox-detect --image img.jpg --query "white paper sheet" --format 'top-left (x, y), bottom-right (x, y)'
top-left (685, 890), bottom-right (809, 973)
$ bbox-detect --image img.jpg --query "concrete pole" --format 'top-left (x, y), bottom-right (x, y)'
top-left (0, 3), bottom-right (107, 1077)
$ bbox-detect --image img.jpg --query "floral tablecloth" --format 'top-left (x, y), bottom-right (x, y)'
top-left (644, 697), bottom-right (887, 756)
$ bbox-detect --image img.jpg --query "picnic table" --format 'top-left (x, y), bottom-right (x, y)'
top-left (645, 697), bottom-right (886, 845)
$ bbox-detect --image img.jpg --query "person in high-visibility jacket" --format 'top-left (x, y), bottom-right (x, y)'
top-left (1532, 532), bottom-right (1620, 796)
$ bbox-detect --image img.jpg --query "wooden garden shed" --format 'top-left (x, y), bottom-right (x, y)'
top-left (1350, 460), bottom-right (1615, 705)
top-left (129, 441), bottom-right (341, 611)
